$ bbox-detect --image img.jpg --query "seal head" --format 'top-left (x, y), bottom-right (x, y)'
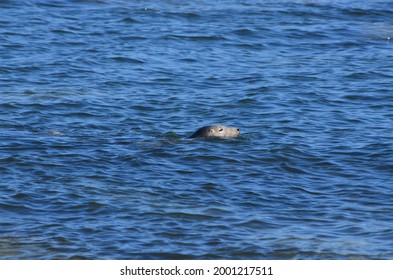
top-left (189, 125), bottom-right (240, 139)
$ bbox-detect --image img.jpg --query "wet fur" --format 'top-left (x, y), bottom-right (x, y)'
top-left (189, 125), bottom-right (240, 139)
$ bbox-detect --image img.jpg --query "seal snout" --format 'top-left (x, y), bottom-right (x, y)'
top-left (189, 125), bottom-right (241, 139)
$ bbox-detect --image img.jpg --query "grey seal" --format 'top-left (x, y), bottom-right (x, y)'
top-left (189, 125), bottom-right (240, 139)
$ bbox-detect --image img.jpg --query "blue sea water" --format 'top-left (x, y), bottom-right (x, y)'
top-left (1, 0), bottom-right (393, 259)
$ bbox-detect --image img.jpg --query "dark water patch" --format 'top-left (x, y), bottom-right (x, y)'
top-left (232, 28), bottom-right (257, 37)
top-left (165, 11), bottom-right (202, 20)
top-left (164, 34), bottom-right (227, 42)
top-left (121, 17), bottom-right (139, 24)
top-left (110, 56), bottom-right (145, 64)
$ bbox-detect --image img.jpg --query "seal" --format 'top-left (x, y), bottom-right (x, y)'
top-left (189, 125), bottom-right (240, 139)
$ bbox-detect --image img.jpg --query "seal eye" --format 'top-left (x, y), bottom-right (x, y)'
top-left (219, 128), bottom-right (223, 132)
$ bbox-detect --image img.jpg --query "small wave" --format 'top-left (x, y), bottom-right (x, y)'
top-left (164, 34), bottom-right (227, 41)
top-left (110, 56), bottom-right (145, 64)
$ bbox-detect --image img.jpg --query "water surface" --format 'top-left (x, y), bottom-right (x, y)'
top-left (1, 0), bottom-right (393, 259)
